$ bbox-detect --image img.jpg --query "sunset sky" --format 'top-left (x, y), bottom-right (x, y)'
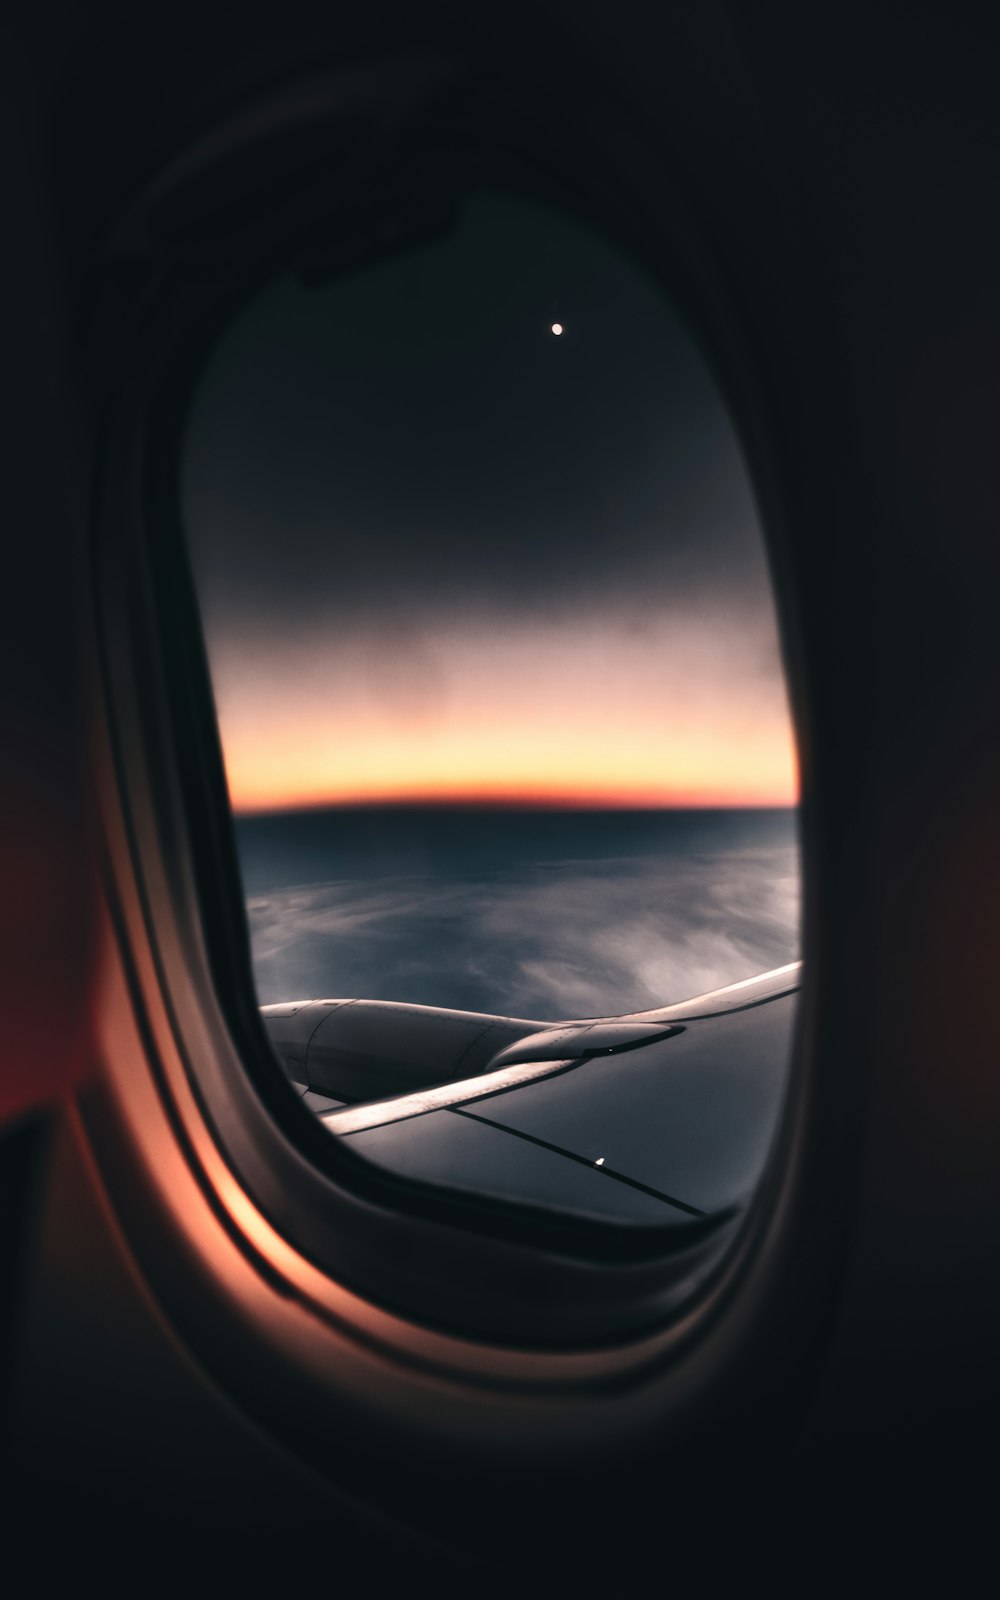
top-left (181, 192), bottom-right (796, 813)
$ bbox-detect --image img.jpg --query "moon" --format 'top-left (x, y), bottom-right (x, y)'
top-left (551, 322), bottom-right (564, 336)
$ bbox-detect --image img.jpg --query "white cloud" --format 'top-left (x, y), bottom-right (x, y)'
top-left (244, 832), bottom-right (800, 1021)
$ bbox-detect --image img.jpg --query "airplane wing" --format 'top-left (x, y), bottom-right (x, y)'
top-left (260, 963), bottom-right (800, 1228)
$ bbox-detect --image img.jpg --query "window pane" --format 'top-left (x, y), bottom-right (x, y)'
top-left (182, 190), bottom-right (800, 1229)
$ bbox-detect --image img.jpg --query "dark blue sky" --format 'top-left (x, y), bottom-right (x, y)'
top-left (181, 190), bottom-right (795, 809)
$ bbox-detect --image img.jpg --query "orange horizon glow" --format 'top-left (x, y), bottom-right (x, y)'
top-left (209, 609), bottom-right (799, 817)
top-left (222, 729), bottom-right (798, 814)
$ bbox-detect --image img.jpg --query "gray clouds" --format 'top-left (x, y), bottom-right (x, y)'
top-left (244, 835), bottom-right (800, 1019)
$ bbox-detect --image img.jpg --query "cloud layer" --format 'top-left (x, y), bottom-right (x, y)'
top-left (245, 834), bottom-right (800, 1020)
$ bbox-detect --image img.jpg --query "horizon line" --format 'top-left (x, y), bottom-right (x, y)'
top-left (232, 796), bottom-right (799, 819)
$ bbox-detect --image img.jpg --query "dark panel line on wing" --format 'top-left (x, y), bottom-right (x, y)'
top-left (451, 1108), bottom-right (705, 1217)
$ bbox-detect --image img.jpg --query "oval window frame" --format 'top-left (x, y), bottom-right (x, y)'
top-left (89, 45), bottom-right (820, 1382)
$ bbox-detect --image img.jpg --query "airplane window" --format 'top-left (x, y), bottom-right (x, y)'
top-left (181, 189), bottom-right (800, 1234)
